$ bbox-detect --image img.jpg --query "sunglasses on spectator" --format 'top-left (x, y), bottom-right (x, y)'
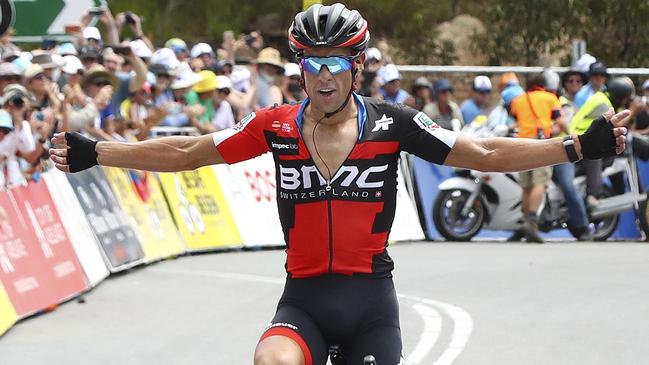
top-left (156, 73), bottom-right (172, 79)
top-left (93, 79), bottom-right (111, 87)
top-left (566, 78), bottom-right (583, 84)
top-left (0, 75), bottom-right (21, 82)
top-left (300, 56), bottom-right (355, 75)
top-left (217, 88), bottom-right (231, 95)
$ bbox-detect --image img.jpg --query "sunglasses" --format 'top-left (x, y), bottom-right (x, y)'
top-left (0, 76), bottom-right (21, 82)
top-left (566, 78), bottom-right (583, 84)
top-left (93, 80), bottom-right (111, 87)
top-left (156, 73), bottom-right (172, 79)
top-left (217, 88), bottom-right (231, 95)
top-left (300, 56), bottom-right (355, 75)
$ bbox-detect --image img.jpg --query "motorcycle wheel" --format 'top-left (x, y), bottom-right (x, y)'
top-left (590, 186), bottom-right (620, 241)
top-left (433, 189), bottom-right (485, 241)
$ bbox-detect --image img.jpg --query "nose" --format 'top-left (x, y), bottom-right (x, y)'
top-left (317, 65), bottom-right (334, 82)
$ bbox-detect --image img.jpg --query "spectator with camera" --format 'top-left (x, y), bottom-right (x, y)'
top-left (281, 63), bottom-right (305, 103)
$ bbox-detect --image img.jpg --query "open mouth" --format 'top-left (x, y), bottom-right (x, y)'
top-left (318, 88), bottom-right (336, 97)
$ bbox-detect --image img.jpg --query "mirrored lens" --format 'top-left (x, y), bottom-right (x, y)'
top-left (301, 57), bottom-right (353, 75)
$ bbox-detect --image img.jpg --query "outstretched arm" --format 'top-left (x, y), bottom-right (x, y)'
top-left (49, 132), bottom-right (223, 173)
top-left (445, 109), bottom-right (630, 172)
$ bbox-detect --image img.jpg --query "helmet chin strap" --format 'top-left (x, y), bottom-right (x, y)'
top-left (300, 66), bottom-right (358, 119)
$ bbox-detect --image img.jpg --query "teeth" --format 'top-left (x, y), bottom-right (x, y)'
top-left (319, 89), bottom-right (334, 92)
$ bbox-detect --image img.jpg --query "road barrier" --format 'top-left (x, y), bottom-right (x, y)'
top-left (0, 155), bottom-right (424, 336)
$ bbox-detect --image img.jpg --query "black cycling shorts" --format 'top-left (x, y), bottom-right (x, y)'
top-left (259, 275), bottom-right (402, 365)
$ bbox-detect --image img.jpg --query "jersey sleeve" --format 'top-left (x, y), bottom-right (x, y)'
top-left (395, 104), bottom-right (457, 165)
top-left (211, 110), bottom-right (270, 164)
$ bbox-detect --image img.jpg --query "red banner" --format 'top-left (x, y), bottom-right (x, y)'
top-left (0, 181), bottom-right (88, 317)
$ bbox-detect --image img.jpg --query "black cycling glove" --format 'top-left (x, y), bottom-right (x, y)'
top-left (577, 115), bottom-right (617, 160)
top-left (65, 132), bottom-right (98, 172)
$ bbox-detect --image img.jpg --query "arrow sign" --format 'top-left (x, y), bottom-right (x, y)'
top-left (12, 0), bottom-right (102, 40)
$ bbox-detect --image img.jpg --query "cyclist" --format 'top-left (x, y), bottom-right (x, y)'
top-left (50, 4), bottom-right (629, 365)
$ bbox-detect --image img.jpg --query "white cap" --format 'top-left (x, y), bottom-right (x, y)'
top-left (284, 62), bottom-right (301, 77)
top-left (171, 69), bottom-right (202, 90)
top-left (543, 69), bottom-right (560, 92)
top-left (365, 47), bottom-right (382, 62)
top-left (190, 42), bottom-right (214, 58)
top-left (130, 39), bottom-right (152, 59)
top-left (642, 79), bottom-right (649, 90)
top-left (62, 55), bottom-right (84, 74)
top-left (216, 75), bottom-right (232, 89)
top-left (230, 66), bottom-right (251, 92)
top-left (83, 26), bottom-right (101, 41)
top-left (150, 48), bottom-right (180, 69)
top-left (473, 75), bottom-right (492, 92)
top-left (573, 53), bottom-right (597, 74)
top-left (377, 64), bottom-right (400, 84)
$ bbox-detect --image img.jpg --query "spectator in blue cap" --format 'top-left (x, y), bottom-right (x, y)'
top-left (423, 79), bottom-right (463, 131)
top-left (460, 75), bottom-right (492, 125)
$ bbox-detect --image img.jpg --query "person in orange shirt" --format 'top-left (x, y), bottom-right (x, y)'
top-left (510, 73), bottom-right (567, 243)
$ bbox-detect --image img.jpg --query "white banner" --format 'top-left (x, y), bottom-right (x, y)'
top-left (389, 168), bottom-right (426, 242)
top-left (212, 154), bottom-right (284, 247)
top-left (43, 170), bottom-right (109, 287)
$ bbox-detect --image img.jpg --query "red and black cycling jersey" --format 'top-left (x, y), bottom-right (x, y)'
top-left (212, 94), bottom-right (456, 278)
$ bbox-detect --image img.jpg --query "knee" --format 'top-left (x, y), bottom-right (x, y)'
top-left (254, 346), bottom-right (303, 365)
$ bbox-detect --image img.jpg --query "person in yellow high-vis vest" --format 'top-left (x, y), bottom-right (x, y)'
top-left (570, 77), bottom-right (636, 208)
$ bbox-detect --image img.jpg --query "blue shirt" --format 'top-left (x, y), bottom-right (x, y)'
top-left (380, 88), bottom-right (410, 104)
top-left (110, 72), bottom-right (132, 118)
top-left (154, 89), bottom-right (190, 127)
top-left (460, 98), bottom-right (487, 125)
top-left (575, 82), bottom-right (606, 110)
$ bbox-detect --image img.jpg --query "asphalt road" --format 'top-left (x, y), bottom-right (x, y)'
top-left (1, 241), bottom-right (648, 365)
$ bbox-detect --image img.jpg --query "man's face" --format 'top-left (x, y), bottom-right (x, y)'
top-left (82, 57), bottom-right (98, 70)
top-left (103, 54), bottom-right (122, 73)
top-left (301, 47), bottom-right (357, 115)
top-left (155, 73), bottom-right (172, 90)
top-left (564, 75), bottom-right (584, 95)
top-left (473, 90), bottom-right (490, 106)
top-left (383, 79), bottom-right (401, 95)
top-left (591, 73), bottom-right (607, 89)
top-left (437, 89), bottom-right (452, 104)
top-left (0, 75), bottom-right (20, 94)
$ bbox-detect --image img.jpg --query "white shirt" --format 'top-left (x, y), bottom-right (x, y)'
top-left (0, 121), bottom-right (36, 189)
top-left (212, 100), bottom-right (235, 131)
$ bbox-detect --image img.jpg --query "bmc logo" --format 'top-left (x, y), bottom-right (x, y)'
top-left (279, 164), bottom-right (388, 190)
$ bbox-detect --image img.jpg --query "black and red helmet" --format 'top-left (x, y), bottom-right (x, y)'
top-left (288, 3), bottom-right (370, 57)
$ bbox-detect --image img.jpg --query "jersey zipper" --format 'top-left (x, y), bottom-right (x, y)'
top-left (327, 198), bottom-right (334, 273)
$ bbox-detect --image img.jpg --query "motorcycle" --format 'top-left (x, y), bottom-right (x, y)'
top-left (433, 127), bottom-right (648, 241)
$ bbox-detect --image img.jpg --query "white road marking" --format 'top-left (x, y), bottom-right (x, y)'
top-left (150, 268), bottom-right (472, 364)
top-left (403, 303), bottom-right (442, 365)
top-left (400, 294), bottom-right (474, 365)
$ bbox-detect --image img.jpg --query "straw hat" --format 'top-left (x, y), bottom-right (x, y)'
top-left (256, 47), bottom-right (284, 71)
top-left (81, 64), bottom-right (118, 89)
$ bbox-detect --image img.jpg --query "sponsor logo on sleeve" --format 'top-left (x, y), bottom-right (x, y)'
top-left (234, 112), bottom-right (256, 131)
top-left (413, 112), bottom-right (440, 129)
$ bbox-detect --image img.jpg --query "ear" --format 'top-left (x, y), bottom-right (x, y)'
top-left (356, 53), bottom-right (366, 65)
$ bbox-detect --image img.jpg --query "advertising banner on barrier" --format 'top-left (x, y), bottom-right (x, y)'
top-left (157, 167), bottom-right (242, 251)
top-left (43, 170), bottom-right (109, 287)
top-left (103, 168), bottom-right (185, 262)
top-left (14, 181), bottom-right (88, 301)
top-left (213, 153), bottom-right (285, 247)
top-left (0, 184), bottom-right (86, 317)
top-left (66, 167), bottom-right (144, 271)
top-left (389, 168), bottom-right (426, 242)
top-left (0, 282), bottom-right (17, 336)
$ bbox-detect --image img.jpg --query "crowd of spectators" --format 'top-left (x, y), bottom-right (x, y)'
top-left (1, 5), bottom-right (649, 208)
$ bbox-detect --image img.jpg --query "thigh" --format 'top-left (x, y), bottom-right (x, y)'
top-left (344, 325), bottom-right (403, 365)
top-left (257, 305), bottom-right (328, 365)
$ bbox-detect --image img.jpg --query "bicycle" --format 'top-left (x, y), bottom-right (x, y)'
top-left (329, 344), bottom-right (377, 365)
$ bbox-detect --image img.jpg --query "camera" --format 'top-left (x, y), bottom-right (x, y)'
top-left (125, 11), bottom-right (136, 25)
top-left (244, 34), bottom-right (256, 46)
top-left (88, 6), bottom-right (104, 16)
top-left (11, 96), bottom-right (24, 108)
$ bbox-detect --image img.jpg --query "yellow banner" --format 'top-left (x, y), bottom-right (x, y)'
top-left (103, 167), bottom-right (185, 261)
top-left (158, 168), bottom-right (242, 250)
top-left (303, 0), bottom-right (321, 10)
top-left (0, 282), bottom-right (17, 336)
